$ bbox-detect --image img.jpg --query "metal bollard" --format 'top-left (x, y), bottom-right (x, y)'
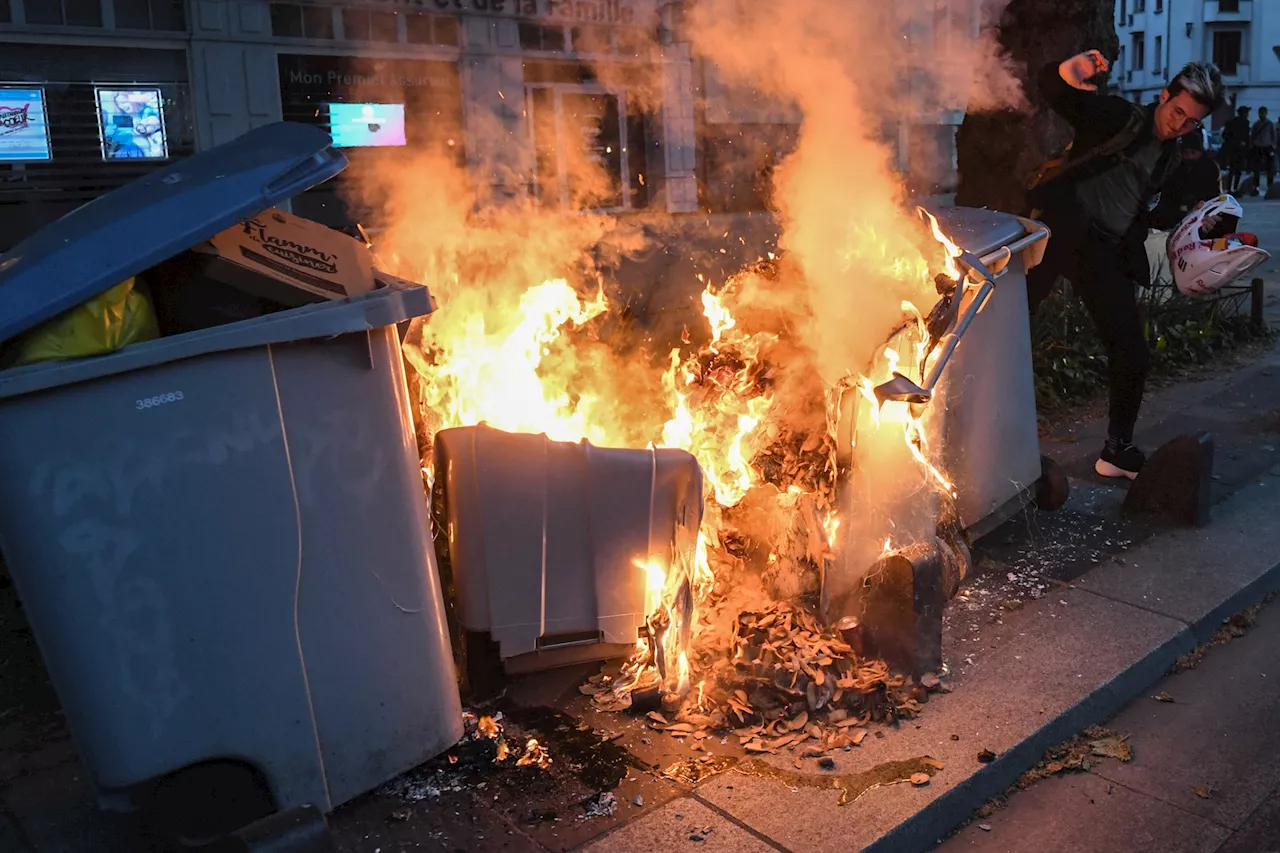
top-left (855, 535), bottom-right (970, 677)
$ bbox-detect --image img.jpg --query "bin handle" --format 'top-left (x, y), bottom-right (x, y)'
top-left (984, 222), bottom-right (1051, 275)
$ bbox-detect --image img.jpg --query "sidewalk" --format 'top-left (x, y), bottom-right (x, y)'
top-left (939, 595), bottom-right (1280, 853)
top-left (2, 286), bottom-right (1280, 853)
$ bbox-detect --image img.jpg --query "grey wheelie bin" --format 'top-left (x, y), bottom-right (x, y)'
top-left (0, 123), bottom-right (462, 830)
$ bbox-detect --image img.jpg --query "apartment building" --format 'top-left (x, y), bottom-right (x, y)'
top-left (1114, 0), bottom-right (1280, 122)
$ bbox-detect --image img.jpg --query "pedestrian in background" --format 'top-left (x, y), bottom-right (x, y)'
top-left (1222, 105), bottom-right (1251, 192)
top-left (1250, 106), bottom-right (1276, 195)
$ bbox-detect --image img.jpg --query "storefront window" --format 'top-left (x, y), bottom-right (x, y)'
top-left (616, 26), bottom-right (651, 58)
top-left (571, 25), bottom-right (612, 54)
top-left (367, 10), bottom-right (399, 42)
top-left (26, 0), bottom-right (103, 26)
top-left (405, 12), bottom-right (459, 46)
top-left (114, 0), bottom-right (186, 30)
top-left (271, 3), bottom-right (304, 37)
top-left (433, 15), bottom-right (459, 45)
top-left (524, 60), bottom-right (654, 212)
top-left (342, 8), bottom-right (371, 40)
top-left (271, 3), bottom-right (335, 39)
top-left (519, 23), bottom-right (567, 53)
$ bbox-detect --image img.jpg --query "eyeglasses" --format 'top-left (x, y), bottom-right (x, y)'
top-left (1170, 104), bottom-right (1204, 131)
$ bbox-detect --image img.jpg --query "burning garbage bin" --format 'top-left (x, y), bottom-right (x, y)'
top-left (830, 206), bottom-right (1059, 676)
top-left (0, 123), bottom-right (461, 839)
top-left (924, 206), bottom-right (1063, 534)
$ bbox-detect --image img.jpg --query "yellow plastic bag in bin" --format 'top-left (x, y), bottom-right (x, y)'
top-left (14, 277), bottom-right (159, 366)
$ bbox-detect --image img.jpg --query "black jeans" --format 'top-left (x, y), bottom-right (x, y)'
top-left (1027, 207), bottom-right (1150, 444)
top-left (1252, 147), bottom-right (1276, 191)
top-left (1227, 148), bottom-right (1249, 192)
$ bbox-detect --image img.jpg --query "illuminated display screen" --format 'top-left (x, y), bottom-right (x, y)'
top-left (96, 87), bottom-right (169, 161)
top-left (0, 88), bottom-right (52, 162)
top-left (327, 102), bottom-right (407, 148)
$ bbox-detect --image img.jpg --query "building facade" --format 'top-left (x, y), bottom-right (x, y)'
top-left (1114, 0), bottom-right (1280, 120)
top-left (0, 0), bottom-right (977, 250)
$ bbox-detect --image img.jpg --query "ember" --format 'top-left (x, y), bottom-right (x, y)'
top-left (516, 738), bottom-right (552, 770)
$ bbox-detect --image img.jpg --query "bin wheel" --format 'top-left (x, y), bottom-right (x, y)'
top-left (144, 760), bottom-right (277, 848)
top-left (1034, 455), bottom-right (1070, 511)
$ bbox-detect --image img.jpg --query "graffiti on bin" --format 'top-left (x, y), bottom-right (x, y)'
top-left (23, 404), bottom-right (391, 734)
top-left (57, 518), bottom-right (190, 738)
top-left (31, 408), bottom-right (284, 518)
top-left (30, 405), bottom-right (390, 517)
top-left (289, 408), bottom-right (389, 508)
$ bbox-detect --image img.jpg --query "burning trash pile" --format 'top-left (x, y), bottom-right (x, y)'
top-left (582, 599), bottom-right (949, 755)
top-left (385, 193), bottom-right (966, 740)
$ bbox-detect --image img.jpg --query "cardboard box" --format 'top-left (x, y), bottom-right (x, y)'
top-left (194, 207), bottom-right (375, 307)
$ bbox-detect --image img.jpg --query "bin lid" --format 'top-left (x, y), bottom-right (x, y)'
top-left (0, 122), bottom-right (347, 343)
top-left (925, 206), bottom-right (1027, 259)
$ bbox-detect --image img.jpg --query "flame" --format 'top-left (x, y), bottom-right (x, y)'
top-left (659, 301), bottom-right (775, 508)
top-left (398, 163), bottom-right (965, 708)
top-left (417, 279), bottom-right (612, 444)
top-left (702, 288), bottom-right (737, 345)
top-left (921, 208), bottom-right (963, 281)
top-left (635, 557), bottom-right (668, 618)
top-left (853, 291), bottom-right (955, 498)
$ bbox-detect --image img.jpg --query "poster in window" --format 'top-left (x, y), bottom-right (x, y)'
top-left (95, 87), bottom-right (168, 161)
top-left (0, 88), bottom-right (52, 162)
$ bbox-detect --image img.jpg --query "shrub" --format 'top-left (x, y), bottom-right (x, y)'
top-left (1031, 282), bottom-right (1273, 412)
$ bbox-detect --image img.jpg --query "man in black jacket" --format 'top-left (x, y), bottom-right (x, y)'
top-left (1222, 105), bottom-right (1251, 192)
top-left (1026, 50), bottom-right (1226, 480)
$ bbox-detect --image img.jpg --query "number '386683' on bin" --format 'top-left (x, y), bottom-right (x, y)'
top-left (136, 391), bottom-right (184, 410)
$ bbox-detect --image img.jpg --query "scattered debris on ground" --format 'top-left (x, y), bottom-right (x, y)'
top-left (582, 791), bottom-right (618, 819)
top-left (1172, 593), bottom-right (1277, 672)
top-left (688, 825), bottom-right (715, 842)
top-left (968, 726), bottom-right (1133, 821)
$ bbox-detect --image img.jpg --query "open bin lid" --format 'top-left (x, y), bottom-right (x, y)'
top-left (0, 122), bottom-right (347, 343)
top-left (924, 206), bottom-right (1028, 259)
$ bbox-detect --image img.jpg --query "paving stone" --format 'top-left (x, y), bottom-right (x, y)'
top-left (1075, 468), bottom-right (1280, 630)
top-left (579, 797), bottom-right (775, 853)
top-left (1215, 790), bottom-right (1280, 853)
top-left (1092, 604), bottom-right (1280, 829)
top-left (939, 772), bottom-right (1229, 853)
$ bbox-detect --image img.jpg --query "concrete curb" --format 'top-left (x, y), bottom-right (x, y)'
top-left (865, 501), bottom-right (1280, 852)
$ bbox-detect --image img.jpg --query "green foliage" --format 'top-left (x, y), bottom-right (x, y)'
top-left (1031, 283), bottom-right (1274, 411)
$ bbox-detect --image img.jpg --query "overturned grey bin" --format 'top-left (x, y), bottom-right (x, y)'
top-left (0, 123), bottom-right (462, 827)
top-left (434, 425), bottom-right (703, 677)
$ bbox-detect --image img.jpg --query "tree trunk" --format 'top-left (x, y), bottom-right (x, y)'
top-left (954, 0), bottom-right (1119, 214)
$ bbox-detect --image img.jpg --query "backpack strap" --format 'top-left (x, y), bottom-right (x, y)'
top-left (1027, 103), bottom-right (1150, 216)
top-left (1069, 103), bottom-right (1148, 173)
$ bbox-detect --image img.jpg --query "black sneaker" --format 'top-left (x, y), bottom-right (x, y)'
top-left (1095, 441), bottom-right (1146, 480)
